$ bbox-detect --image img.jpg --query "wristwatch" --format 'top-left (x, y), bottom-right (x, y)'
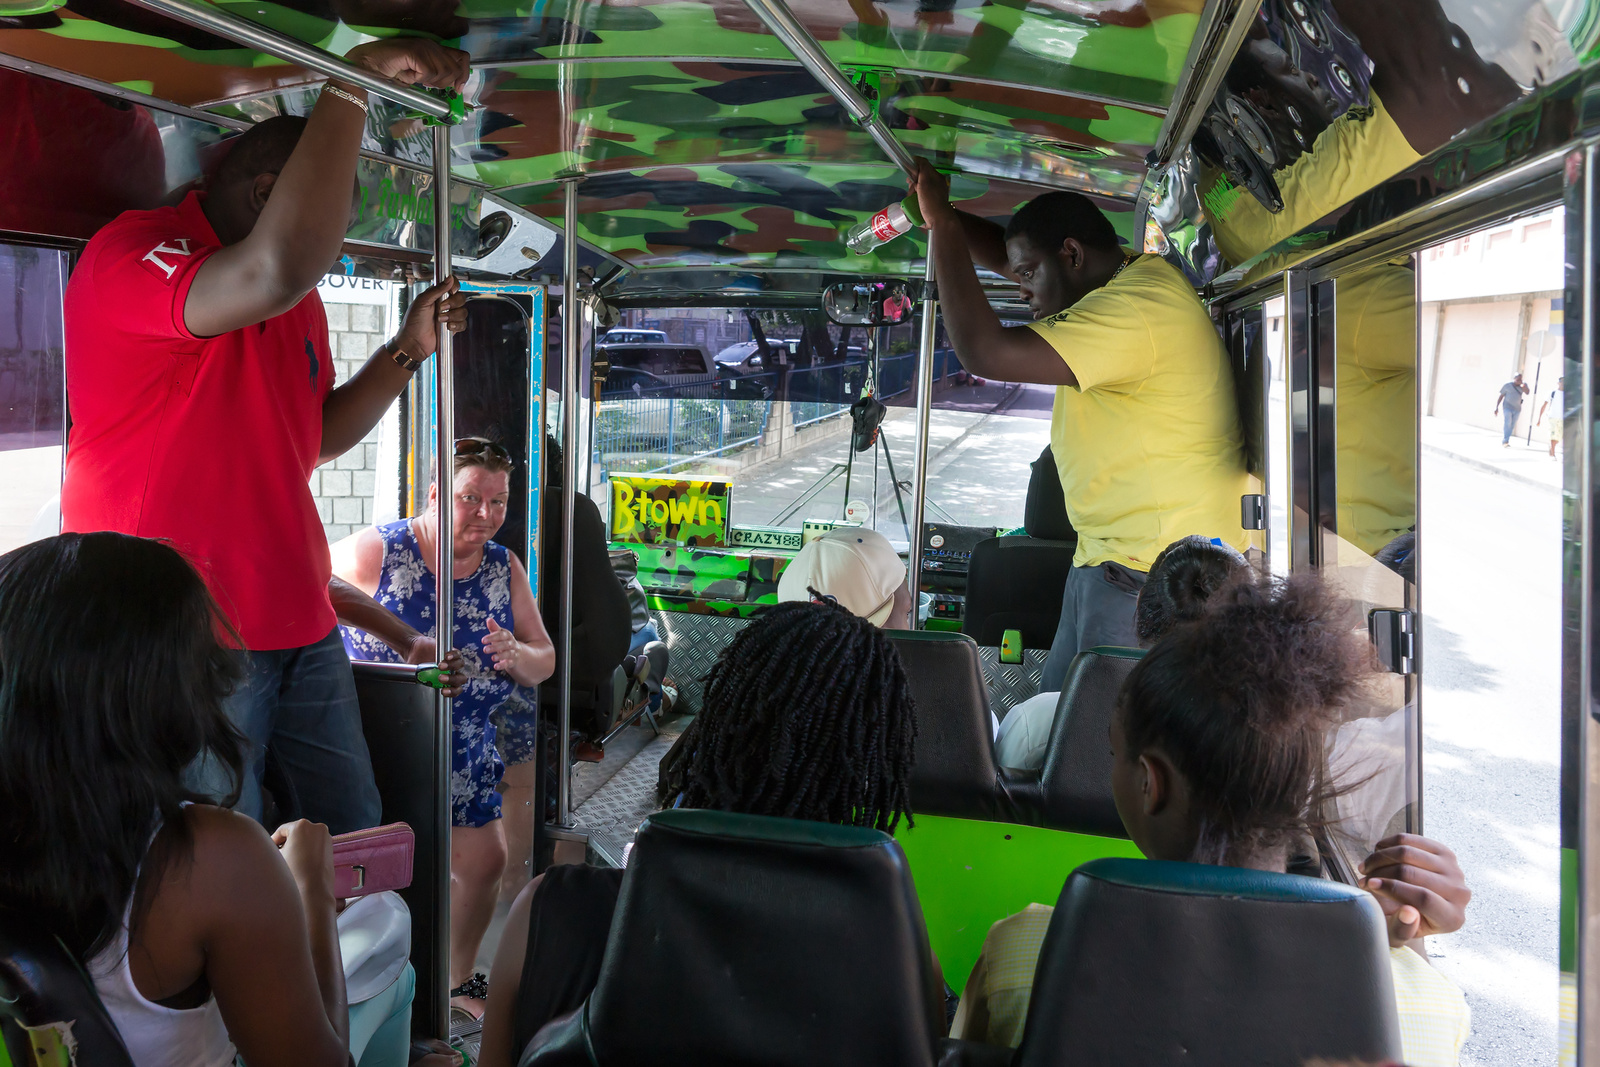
top-left (387, 340), bottom-right (424, 373)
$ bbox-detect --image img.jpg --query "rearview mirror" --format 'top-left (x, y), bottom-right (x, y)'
top-left (823, 281), bottom-right (917, 326)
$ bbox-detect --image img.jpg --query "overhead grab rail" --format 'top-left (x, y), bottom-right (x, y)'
top-left (121, 0), bottom-right (457, 121)
top-left (739, 0), bottom-right (916, 178)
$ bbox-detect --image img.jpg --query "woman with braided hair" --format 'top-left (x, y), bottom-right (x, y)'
top-left (474, 599), bottom-right (918, 1066)
top-left (954, 573), bottom-right (1475, 1065)
top-left (655, 596), bottom-right (916, 830)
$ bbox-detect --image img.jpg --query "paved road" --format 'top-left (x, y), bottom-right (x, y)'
top-left (731, 383), bottom-right (1054, 538)
top-left (1420, 447), bottom-right (1561, 1065)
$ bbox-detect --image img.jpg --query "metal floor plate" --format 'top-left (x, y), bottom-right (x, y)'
top-left (977, 646), bottom-right (1047, 717)
top-left (571, 718), bottom-right (687, 860)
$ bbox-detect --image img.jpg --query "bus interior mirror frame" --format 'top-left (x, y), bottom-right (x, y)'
top-left (823, 280), bottom-right (917, 327)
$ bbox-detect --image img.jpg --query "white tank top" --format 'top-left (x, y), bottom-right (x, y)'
top-left (86, 849), bottom-right (237, 1067)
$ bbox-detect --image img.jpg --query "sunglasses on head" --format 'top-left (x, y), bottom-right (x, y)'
top-left (455, 439), bottom-right (513, 463)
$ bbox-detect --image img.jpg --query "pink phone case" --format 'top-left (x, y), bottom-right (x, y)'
top-left (331, 822), bottom-right (414, 898)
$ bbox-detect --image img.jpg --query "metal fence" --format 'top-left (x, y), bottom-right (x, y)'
top-left (594, 379), bottom-right (772, 474)
top-left (592, 349), bottom-right (960, 473)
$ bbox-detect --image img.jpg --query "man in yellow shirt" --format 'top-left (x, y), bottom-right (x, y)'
top-left (911, 160), bottom-right (1250, 689)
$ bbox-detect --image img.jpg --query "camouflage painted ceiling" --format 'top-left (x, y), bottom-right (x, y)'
top-left (1, 0), bottom-right (1200, 271)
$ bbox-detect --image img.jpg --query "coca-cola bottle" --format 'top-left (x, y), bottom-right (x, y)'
top-left (843, 195), bottom-right (925, 255)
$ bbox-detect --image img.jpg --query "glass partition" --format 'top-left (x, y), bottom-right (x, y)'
top-left (1323, 260), bottom-right (1419, 870)
top-left (1310, 219), bottom-right (1566, 1066)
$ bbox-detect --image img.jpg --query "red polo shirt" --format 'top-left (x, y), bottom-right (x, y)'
top-left (61, 191), bottom-right (337, 650)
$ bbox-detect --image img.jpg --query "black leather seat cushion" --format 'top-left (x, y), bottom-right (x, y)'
top-left (1017, 858), bottom-right (1402, 1066)
top-left (521, 809), bottom-right (945, 1067)
top-left (1024, 445), bottom-right (1075, 542)
top-left (961, 536), bottom-right (1077, 650)
top-left (1, 908), bottom-right (134, 1066)
top-left (887, 631), bottom-right (1014, 822)
top-left (1036, 646), bottom-right (1143, 838)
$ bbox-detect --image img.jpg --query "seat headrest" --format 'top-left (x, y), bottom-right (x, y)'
top-left (1024, 445), bottom-right (1075, 542)
top-left (1038, 646), bottom-right (1142, 837)
top-left (960, 536), bottom-right (1077, 650)
top-left (585, 809), bottom-right (944, 1067)
top-left (0, 909), bottom-right (135, 1066)
top-left (886, 631), bottom-right (1006, 821)
top-left (1017, 858), bottom-right (1401, 1066)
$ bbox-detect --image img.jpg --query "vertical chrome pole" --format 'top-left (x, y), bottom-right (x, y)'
top-left (429, 123), bottom-right (454, 1038)
top-left (907, 242), bottom-right (936, 621)
top-left (871, 326), bottom-right (882, 528)
top-left (557, 177), bottom-right (580, 825)
top-left (1575, 143), bottom-right (1597, 1066)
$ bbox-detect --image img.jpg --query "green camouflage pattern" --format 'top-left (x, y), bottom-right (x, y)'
top-left (609, 474), bottom-right (732, 547)
top-left (457, 60), bottom-right (1156, 194)
top-left (0, 0), bottom-right (1199, 108)
top-left (504, 161), bottom-right (1136, 272)
top-left (0, 0), bottom-right (1186, 272)
top-left (624, 541), bottom-right (795, 616)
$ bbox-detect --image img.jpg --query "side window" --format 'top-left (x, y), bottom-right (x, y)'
top-left (607, 347), bottom-right (643, 371)
top-left (637, 347), bottom-right (668, 375)
top-left (0, 244), bottom-right (67, 553)
top-left (674, 348), bottom-right (707, 374)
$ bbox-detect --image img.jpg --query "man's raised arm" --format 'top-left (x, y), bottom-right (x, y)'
top-left (183, 40), bottom-right (469, 339)
top-left (912, 160), bottom-right (1075, 387)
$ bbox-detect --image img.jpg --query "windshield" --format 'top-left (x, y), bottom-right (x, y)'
top-left (583, 307), bottom-right (1048, 546)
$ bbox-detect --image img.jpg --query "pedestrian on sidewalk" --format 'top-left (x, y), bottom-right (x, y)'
top-left (1494, 372), bottom-right (1530, 446)
top-left (1538, 377), bottom-right (1565, 458)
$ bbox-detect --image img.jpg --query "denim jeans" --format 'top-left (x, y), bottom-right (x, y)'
top-left (1040, 562), bottom-right (1146, 692)
top-left (631, 622), bottom-right (663, 713)
top-left (192, 627), bottom-right (382, 834)
top-left (1502, 405), bottom-right (1520, 444)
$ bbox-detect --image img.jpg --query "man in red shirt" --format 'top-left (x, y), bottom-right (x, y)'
top-left (61, 38), bottom-right (470, 834)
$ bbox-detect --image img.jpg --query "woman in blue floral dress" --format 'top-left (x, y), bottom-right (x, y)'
top-left (332, 437), bottom-right (554, 1023)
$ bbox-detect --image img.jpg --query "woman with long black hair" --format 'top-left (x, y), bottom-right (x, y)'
top-left (0, 533), bottom-right (441, 1067)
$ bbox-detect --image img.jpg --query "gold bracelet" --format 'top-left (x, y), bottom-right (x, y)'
top-left (323, 84), bottom-right (369, 114)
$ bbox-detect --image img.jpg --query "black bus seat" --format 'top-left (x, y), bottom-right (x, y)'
top-left (0, 908), bottom-right (135, 1067)
top-left (961, 536), bottom-right (1077, 650)
top-left (1009, 647), bottom-right (1143, 839)
top-left (1015, 858), bottom-right (1401, 1065)
top-left (962, 446), bottom-right (1077, 649)
top-left (518, 809), bottom-right (948, 1067)
top-left (886, 630), bottom-right (1022, 822)
top-left (352, 661), bottom-right (447, 1036)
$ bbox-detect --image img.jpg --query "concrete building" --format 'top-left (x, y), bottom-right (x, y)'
top-left (1419, 209), bottom-right (1564, 436)
top-left (311, 274), bottom-right (401, 543)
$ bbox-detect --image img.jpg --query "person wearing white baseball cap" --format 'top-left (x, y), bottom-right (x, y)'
top-left (777, 526), bottom-right (913, 630)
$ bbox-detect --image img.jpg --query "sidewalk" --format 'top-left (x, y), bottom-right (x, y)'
top-left (1421, 415), bottom-right (1562, 492)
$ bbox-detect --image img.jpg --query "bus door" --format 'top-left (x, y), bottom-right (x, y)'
top-left (1289, 226), bottom-right (1567, 1062)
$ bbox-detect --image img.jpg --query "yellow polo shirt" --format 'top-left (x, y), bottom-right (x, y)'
top-left (1026, 254), bottom-right (1250, 571)
top-left (1335, 261), bottom-right (1418, 557)
top-left (1203, 93), bottom-right (1423, 268)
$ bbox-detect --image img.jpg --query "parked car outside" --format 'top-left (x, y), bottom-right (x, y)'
top-left (599, 328), bottom-right (670, 347)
